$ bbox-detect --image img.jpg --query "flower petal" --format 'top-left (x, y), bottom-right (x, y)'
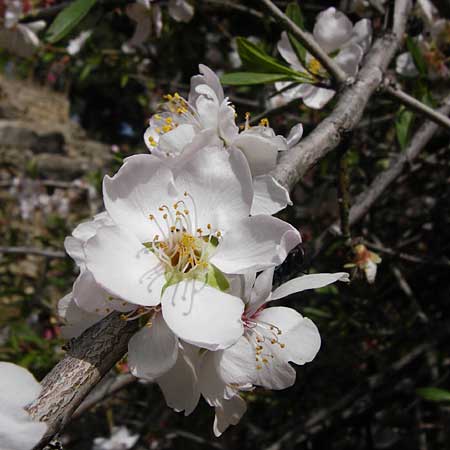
top-left (161, 279), bottom-right (244, 351)
top-left (157, 342), bottom-right (201, 415)
top-left (189, 64), bottom-right (224, 105)
top-left (335, 43), bottom-right (363, 77)
top-left (303, 86), bottom-right (335, 109)
top-left (168, 0), bottom-right (194, 22)
top-left (85, 225), bottom-right (165, 306)
top-left (256, 307), bottom-right (321, 365)
top-left (251, 175), bottom-right (291, 215)
top-left (173, 147), bottom-right (253, 232)
top-left (0, 402), bottom-right (46, 450)
top-left (271, 272), bottom-right (349, 300)
top-left (213, 395), bottom-right (247, 437)
top-left (350, 19), bottom-right (372, 53)
top-left (103, 154), bottom-right (176, 242)
top-left (277, 32), bottom-right (304, 71)
top-left (313, 7), bottom-right (353, 53)
top-left (246, 268), bottom-right (275, 315)
top-left (211, 215), bottom-right (301, 274)
top-left (0, 363), bottom-right (41, 408)
top-left (128, 314), bottom-right (179, 380)
top-left (286, 123), bottom-right (303, 148)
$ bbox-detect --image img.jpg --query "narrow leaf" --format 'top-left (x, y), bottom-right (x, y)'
top-left (285, 2), bottom-right (304, 29)
top-left (417, 387), bottom-right (450, 402)
top-left (46, 0), bottom-right (97, 44)
top-left (221, 72), bottom-right (292, 85)
top-left (395, 106), bottom-right (414, 150)
top-left (406, 36), bottom-right (427, 77)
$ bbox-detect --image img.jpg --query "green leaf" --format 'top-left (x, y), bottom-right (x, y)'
top-left (46, 0), bottom-right (97, 44)
top-left (205, 265), bottom-right (230, 292)
top-left (395, 106), bottom-right (414, 150)
top-left (417, 387), bottom-right (450, 402)
top-left (406, 36), bottom-right (427, 77)
top-left (221, 72), bottom-right (293, 86)
top-left (285, 2), bottom-right (304, 28)
top-left (236, 37), bottom-right (298, 76)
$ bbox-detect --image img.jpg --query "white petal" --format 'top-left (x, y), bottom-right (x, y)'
top-left (64, 236), bottom-right (85, 267)
top-left (217, 336), bottom-right (257, 386)
top-left (246, 268), bottom-right (275, 315)
top-left (173, 147), bottom-right (253, 232)
top-left (157, 342), bottom-right (201, 415)
top-left (256, 307), bottom-right (321, 365)
top-left (303, 86), bottom-right (335, 109)
top-left (199, 350), bottom-right (228, 406)
top-left (211, 215), bottom-right (301, 274)
top-left (396, 52), bottom-right (419, 77)
top-left (213, 395), bottom-right (247, 437)
top-left (73, 270), bottom-right (135, 314)
top-left (58, 293), bottom-right (104, 339)
top-left (218, 101), bottom-right (239, 145)
top-left (313, 7), bottom-right (353, 53)
top-left (161, 279), bottom-right (244, 351)
top-left (0, 402), bottom-right (46, 450)
top-left (364, 260), bottom-right (378, 284)
top-left (277, 32), bottom-right (304, 71)
top-left (286, 123), bottom-right (303, 148)
top-left (271, 272), bottom-right (349, 300)
top-left (85, 225), bottom-right (165, 306)
top-left (158, 124), bottom-right (196, 155)
top-left (0, 363), bottom-right (41, 408)
top-left (232, 133), bottom-right (279, 177)
top-left (189, 64), bottom-right (224, 105)
top-left (128, 314), bottom-right (178, 380)
top-left (103, 154), bottom-right (176, 242)
top-left (350, 19), bottom-right (372, 54)
top-left (168, 0), bottom-right (194, 22)
top-left (251, 175), bottom-right (291, 216)
top-left (335, 44), bottom-right (363, 77)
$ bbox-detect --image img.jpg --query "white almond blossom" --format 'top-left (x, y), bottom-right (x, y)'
top-left (0, 1), bottom-right (45, 58)
top-left (0, 362), bottom-right (47, 450)
top-left (144, 64), bottom-right (298, 215)
top-left (93, 426), bottom-right (139, 450)
top-left (67, 29), bottom-right (93, 55)
top-left (83, 147), bottom-right (299, 350)
top-left (275, 7), bottom-right (372, 109)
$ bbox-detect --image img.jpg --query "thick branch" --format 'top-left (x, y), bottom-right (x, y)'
top-left (27, 312), bottom-right (139, 449)
top-left (260, 0), bottom-right (348, 85)
top-left (384, 84), bottom-right (450, 130)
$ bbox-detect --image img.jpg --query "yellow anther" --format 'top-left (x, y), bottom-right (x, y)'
top-left (256, 364), bottom-right (262, 370)
top-left (245, 112), bottom-right (250, 120)
top-left (162, 125), bottom-right (173, 133)
top-left (163, 214), bottom-right (168, 219)
top-left (165, 117), bottom-right (173, 124)
top-left (259, 117), bottom-right (269, 127)
top-left (262, 358), bottom-right (268, 364)
top-left (207, 224), bottom-right (211, 230)
top-left (155, 127), bottom-right (161, 134)
top-left (184, 209), bottom-right (189, 215)
top-left (154, 234), bottom-right (159, 240)
top-left (197, 228), bottom-right (203, 234)
top-left (216, 231), bottom-right (222, 237)
top-left (184, 191), bottom-right (188, 197)
top-left (280, 343), bottom-right (286, 348)
top-left (307, 57), bottom-right (322, 76)
top-left (170, 226), bottom-right (176, 232)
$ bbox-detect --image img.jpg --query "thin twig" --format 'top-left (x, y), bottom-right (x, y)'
top-left (384, 84), bottom-right (450, 131)
top-left (259, 0), bottom-right (349, 85)
top-left (0, 246), bottom-right (66, 258)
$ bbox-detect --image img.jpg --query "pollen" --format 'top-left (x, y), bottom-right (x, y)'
top-left (307, 57), bottom-right (323, 76)
top-left (259, 118), bottom-right (269, 127)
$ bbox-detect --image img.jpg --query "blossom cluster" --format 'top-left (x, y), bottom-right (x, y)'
top-left (56, 65), bottom-right (349, 436)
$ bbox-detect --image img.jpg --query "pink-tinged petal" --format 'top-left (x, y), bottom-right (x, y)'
top-left (277, 32), bottom-right (304, 71)
top-left (74, 270), bottom-right (136, 314)
top-left (157, 342), bottom-right (201, 415)
top-left (303, 86), bottom-right (335, 109)
top-left (58, 293), bottom-right (104, 339)
top-left (0, 402), bottom-right (47, 450)
top-left (128, 314), bottom-right (178, 380)
top-left (251, 175), bottom-right (291, 215)
top-left (0, 363), bottom-right (41, 408)
top-left (313, 7), bottom-right (353, 53)
top-left (211, 215), bottom-right (301, 274)
top-left (161, 279), bottom-right (244, 351)
top-left (256, 307), bottom-right (321, 365)
top-left (85, 225), bottom-right (165, 306)
top-left (174, 147), bottom-right (253, 232)
top-left (271, 272), bottom-right (349, 300)
top-left (335, 44), bottom-right (364, 77)
top-left (213, 395), bottom-right (247, 437)
top-left (103, 154), bottom-right (176, 242)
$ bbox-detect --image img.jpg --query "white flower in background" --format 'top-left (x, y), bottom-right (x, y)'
top-left (168, 0), bottom-right (194, 23)
top-left (93, 426), bottom-right (139, 450)
top-left (0, 362), bottom-right (47, 450)
top-left (84, 147), bottom-right (300, 350)
top-left (396, 52), bottom-right (419, 77)
top-left (0, 1), bottom-right (45, 58)
top-left (275, 7), bottom-right (372, 109)
top-left (144, 64), bottom-right (299, 215)
top-left (67, 29), bottom-right (92, 55)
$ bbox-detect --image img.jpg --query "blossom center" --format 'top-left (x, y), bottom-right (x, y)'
top-left (146, 192), bottom-right (221, 277)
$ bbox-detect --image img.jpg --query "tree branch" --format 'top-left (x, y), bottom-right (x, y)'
top-left (384, 84), bottom-right (450, 130)
top-left (0, 246), bottom-right (66, 258)
top-left (260, 0), bottom-right (349, 85)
